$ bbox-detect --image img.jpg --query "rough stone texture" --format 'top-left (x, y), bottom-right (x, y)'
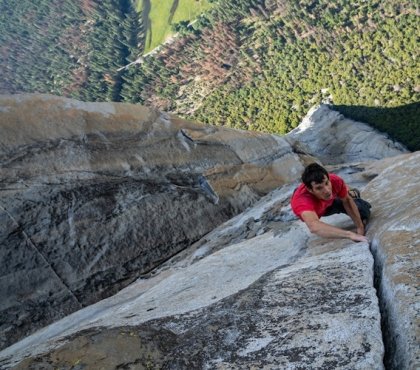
top-left (285, 104), bottom-right (408, 165)
top-left (0, 184), bottom-right (384, 370)
top-left (364, 152), bottom-right (420, 370)
top-left (0, 94), bottom-right (304, 350)
top-left (1, 95), bottom-right (417, 370)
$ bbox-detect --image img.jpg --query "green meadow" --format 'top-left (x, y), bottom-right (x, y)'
top-left (139, 0), bottom-right (212, 54)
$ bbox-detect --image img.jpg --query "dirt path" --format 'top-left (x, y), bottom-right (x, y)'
top-left (168, 0), bottom-right (180, 25)
top-left (141, 0), bottom-right (153, 49)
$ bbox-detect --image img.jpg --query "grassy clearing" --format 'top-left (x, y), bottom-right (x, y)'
top-left (171, 0), bottom-right (212, 24)
top-left (139, 0), bottom-right (212, 54)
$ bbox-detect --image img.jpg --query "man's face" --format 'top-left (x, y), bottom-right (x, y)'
top-left (307, 175), bottom-right (332, 200)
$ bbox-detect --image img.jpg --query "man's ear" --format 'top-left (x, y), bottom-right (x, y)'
top-left (305, 185), bottom-right (314, 195)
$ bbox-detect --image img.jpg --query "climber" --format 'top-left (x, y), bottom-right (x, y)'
top-left (291, 163), bottom-right (371, 243)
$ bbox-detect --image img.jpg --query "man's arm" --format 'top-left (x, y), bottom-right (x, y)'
top-left (301, 211), bottom-right (368, 242)
top-left (341, 194), bottom-right (365, 235)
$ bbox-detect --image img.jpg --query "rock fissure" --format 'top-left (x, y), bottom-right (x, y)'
top-left (362, 152), bottom-right (420, 370)
top-left (369, 235), bottom-right (415, 370)
top-left (370, 239), bottom-right (394, 370)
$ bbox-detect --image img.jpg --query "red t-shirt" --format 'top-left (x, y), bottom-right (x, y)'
top-left (291, 173), bottom-right (348, 220)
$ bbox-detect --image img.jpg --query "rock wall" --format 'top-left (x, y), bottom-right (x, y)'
top-left (0, 182), bottom-right (385, 370)
top-left (0, 95), bottom-right (417, 369)
top-left (0, 94), bottom-right (303, 350)
top-left (2, 153), bottom-right (417, 370)
top-left (364, 153), bottom-right (420, 370)
top-left (286, 104), bottom-right (408, 165)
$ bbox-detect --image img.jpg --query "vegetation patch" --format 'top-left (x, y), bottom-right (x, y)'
top-left (1, 0), bottom-right (418, 150)
top-left (139, 0), bottom-right (212, 54)
top-left (125, 0), bottom-right (419, 150)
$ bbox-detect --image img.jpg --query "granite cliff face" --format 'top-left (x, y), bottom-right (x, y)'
top-left (0, 96), bottom-right (418, 369)
top-left (0, 94), bottom-right (303, 351)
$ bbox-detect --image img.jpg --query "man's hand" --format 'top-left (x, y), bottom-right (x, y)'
top-left (350, 232), bottom-right (369, 243)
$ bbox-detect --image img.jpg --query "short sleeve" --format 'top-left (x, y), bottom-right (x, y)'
top-left (291, 189), bottom-right (316, 220)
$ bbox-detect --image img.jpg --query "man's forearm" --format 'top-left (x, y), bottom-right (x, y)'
top-left (342, 197), bottom-right (364, 229)
top-left (308, 219), bottom-right (354, 239)
top-left (301, 210), bottom-right (368, 242)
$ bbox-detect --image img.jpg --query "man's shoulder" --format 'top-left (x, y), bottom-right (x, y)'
top-left (292, 183), bottom-right (308, 198)
top-left (329, 173), bottom-right (344, 182)
top-left (291, 184), bottom-right (315, 205)
top-left (291, 184), bottom-right (316, 218)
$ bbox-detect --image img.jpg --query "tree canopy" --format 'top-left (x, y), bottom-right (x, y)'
top-left (1, 0), bottom-right (418, 150)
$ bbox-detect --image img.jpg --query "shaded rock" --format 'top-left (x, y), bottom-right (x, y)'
top-left (364, 152), bottom-right (420, 370)
top-left (0, 94), bottom-right (304, 350)
top-left (285, 104), bottom-right (408, 165)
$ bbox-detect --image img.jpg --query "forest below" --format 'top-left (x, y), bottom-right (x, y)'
top-left (0, 0), bottom-right (419, 150)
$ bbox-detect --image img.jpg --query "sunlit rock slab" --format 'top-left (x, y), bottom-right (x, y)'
top-left (286, 104), bottom-right (408, 165)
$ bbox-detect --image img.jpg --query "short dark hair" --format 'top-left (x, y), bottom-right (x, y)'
top-left (301, 163), bottom-right (329, 189)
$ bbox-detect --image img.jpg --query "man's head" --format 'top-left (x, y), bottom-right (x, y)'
top-left (302, 163), bottom-right (332, 200)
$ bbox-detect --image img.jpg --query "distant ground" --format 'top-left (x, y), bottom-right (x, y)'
top-left (139, 0), bottom-right (212, 54)
top-left (1, 0), bottom-right (418, 151)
